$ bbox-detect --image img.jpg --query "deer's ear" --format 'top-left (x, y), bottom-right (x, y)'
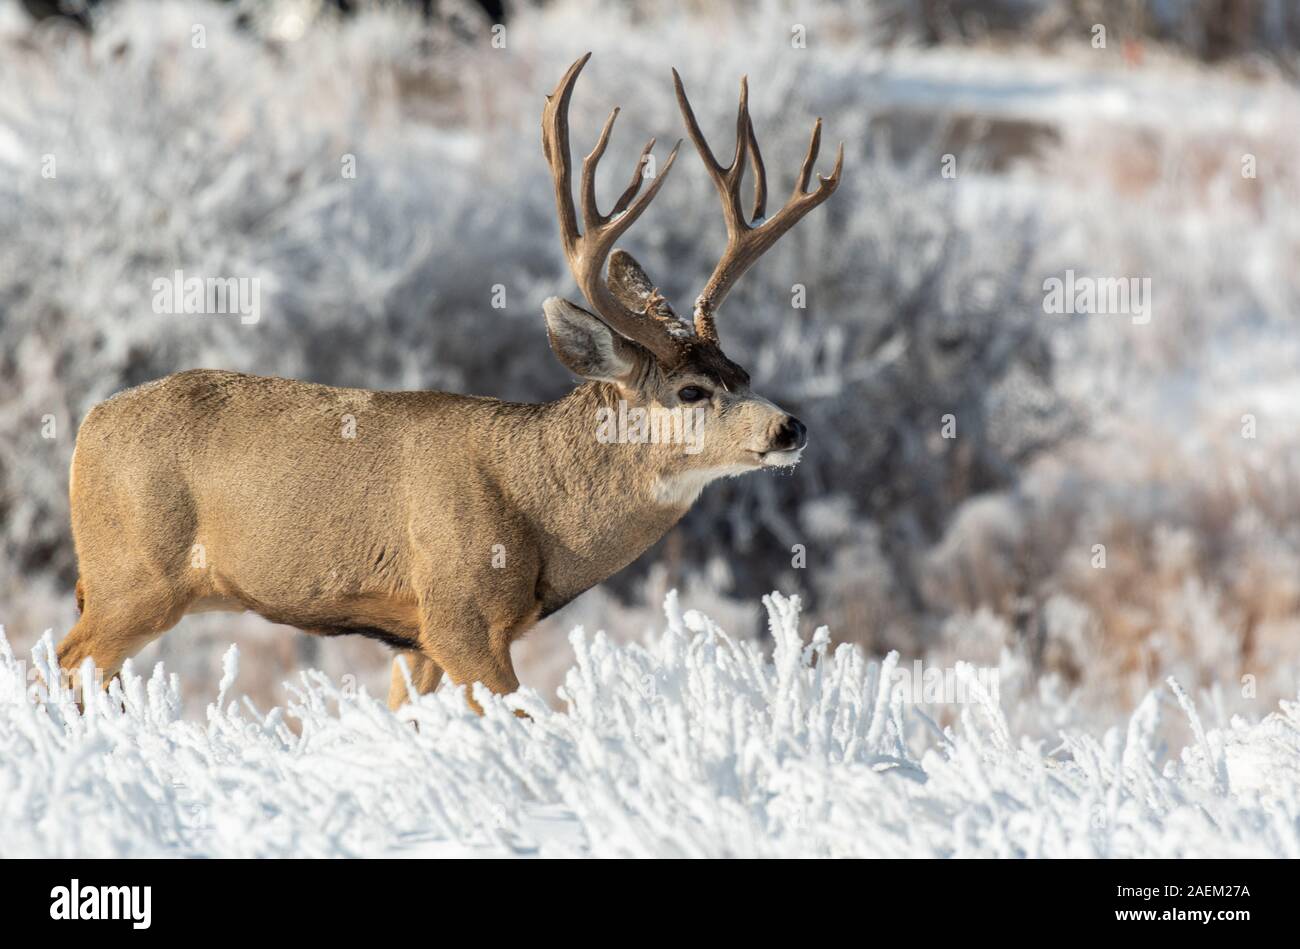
top-left (543, 297), bottom-right (641, 384)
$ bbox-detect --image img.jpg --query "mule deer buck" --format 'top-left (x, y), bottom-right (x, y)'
top-left (57, 54), bottom-right (842, 712)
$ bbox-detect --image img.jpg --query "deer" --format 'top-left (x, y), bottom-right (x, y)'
top-left (56, 54), bottom-right (842, 713)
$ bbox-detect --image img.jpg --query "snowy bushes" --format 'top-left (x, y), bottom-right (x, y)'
top-left (870, 0), bottom-right (1300, 63)
top-left (3, 0), bottom-right (1300, 720)
top-left (3, 593), bottom-right (1297, 858)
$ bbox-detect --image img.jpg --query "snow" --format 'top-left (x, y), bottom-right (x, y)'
top-left (3, 592), bottom-right (1297, 858)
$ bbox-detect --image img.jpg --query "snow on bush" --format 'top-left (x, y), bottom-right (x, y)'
top-left (3, 593), bottom-right (1296, 858)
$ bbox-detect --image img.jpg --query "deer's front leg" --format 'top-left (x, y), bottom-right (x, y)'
top-left (387, 650), bottom-right (444, 710)
top-left (417, 597), bottom-right (537, 716)
top-left (407, 511), bottom-right (541, 715)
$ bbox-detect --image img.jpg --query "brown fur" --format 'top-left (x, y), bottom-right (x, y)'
top-left (60, 352), bottom-right (802, 712)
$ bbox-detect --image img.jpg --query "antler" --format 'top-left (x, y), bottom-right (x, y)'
top-left (671, 68), bottom-right (844, 344)
top-left (541, 53), bottom-right (689, 366)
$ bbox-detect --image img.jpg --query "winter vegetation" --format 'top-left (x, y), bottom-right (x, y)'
top-left (4, 593), bottom-right (1298, 858)
top-left (1, 0), bottom-right (1299, 853)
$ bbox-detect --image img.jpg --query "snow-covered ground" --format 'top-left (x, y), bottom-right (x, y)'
top-left (4, 593), bottom-right (1297, 858)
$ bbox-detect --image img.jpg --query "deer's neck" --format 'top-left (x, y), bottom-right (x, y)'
top-left (485, 383), bottom-right (692, 605)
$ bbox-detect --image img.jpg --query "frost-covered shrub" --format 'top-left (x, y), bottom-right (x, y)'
top-left (869, 0), bottom-right (1300, 62)
top-left (4, 594), bottom-right (1298, 858)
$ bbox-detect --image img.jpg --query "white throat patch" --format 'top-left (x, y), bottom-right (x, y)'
top-left (651, 464), bottom-right (753, 507)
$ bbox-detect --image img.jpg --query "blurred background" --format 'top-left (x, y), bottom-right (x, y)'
top-left (1, 0), bottom-right (1298, 725)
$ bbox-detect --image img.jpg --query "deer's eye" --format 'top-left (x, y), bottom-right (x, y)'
top-left (677, 386), bottom-right (710, 403)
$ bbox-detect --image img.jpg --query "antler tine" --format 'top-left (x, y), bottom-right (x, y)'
top-left (795, 117), bottom-right (825, 195)
top-left (728, 76), bottom-right (750, 194)
top-left (611, 139), bottom-right (682, 240)
top-left (540, 52), bottom-right (589, 257)
top-left (673, 69), bottom-right (749, 226)
top-left (746, 116), bottom-right (767, 222)
top-left (580, 106), bottom-right (620, 231)
top-left (671, 67), bottom-right (725, 177)
top-left (673, 66), bottom-right (844, 344)
top-left (610, 136), bottom-right (657, 218)
top-left (541, 54), bottom-right (689, 366)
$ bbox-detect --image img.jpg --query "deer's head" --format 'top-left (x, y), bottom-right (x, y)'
top-left (539, 54), bottom-right (841, 502)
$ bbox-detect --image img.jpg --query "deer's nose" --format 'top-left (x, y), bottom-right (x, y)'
top-left (771, 416), bottom-right (807, 452)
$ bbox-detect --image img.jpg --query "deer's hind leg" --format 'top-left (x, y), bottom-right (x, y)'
top-left (388, 650), bottom-right (444, 710)
top-left (57, 576), bottom-right (193, 694)
top-left (61, 441), bottom-right (201, 696)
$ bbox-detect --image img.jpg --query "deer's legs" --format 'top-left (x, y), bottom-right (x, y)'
top-left (387, 650), bottom-right (444, 710)
top-left (57, 583), bottom-right (189, 696)
top-left (427, 638), bottom-right (520, 716)
top-left (417, 607), bottom-right (530, 716)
